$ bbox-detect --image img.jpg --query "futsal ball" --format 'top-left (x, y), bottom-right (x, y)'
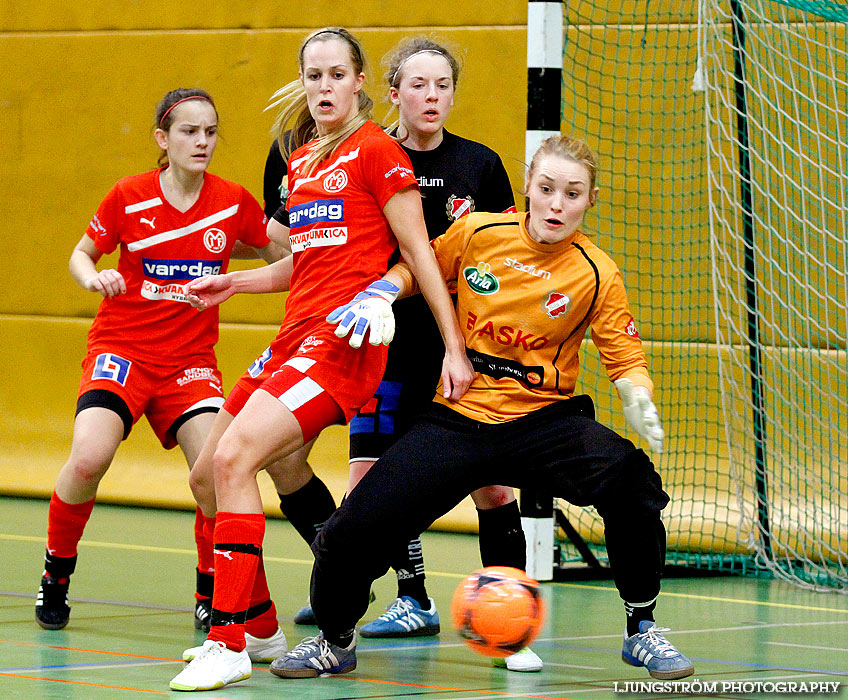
top-left (451, 566), bottom-right (545, 658)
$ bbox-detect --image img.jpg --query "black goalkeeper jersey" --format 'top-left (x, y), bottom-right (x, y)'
top-left (405, 129), bottom-right (515, 241)
top-left (387, 130), bottom-right (516, 418)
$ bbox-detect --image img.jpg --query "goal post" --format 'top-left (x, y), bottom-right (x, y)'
top-left (522, 0), bottom-right (847, 591)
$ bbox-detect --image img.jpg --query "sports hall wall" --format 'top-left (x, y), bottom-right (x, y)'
top-left (0, 2), bottom-right (696, 531)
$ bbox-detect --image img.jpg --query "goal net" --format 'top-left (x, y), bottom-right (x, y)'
top-left (551, 0), bottom-right (847, 591)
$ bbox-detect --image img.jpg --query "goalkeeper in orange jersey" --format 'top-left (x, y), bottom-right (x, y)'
top-left (271, 134), bottom-right (695, 682)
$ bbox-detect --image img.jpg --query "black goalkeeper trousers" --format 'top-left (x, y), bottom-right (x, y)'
top-left (310, 396), bottom-right (670, 638)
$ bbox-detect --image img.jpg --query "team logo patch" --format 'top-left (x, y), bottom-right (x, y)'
top-left (384, 163), bottom-right (414, 179)
top-left (323, 169), bottom-right (348, 193)
top-left (544, 291), bottom-right (571, 319)
top-left (298, 335), bottom-right (324, 353)
top-left (466, 348), bottom-right (544, 389)
top-left (625, 317), bottom-right (640, 337)
top-left (288, 199), bottom-right (344, 228)
top-left (447, 194), bottom-right (474, 221)
top-left (141, 281), bottom-right (190, 303)
top-left (92, 353), bottom-right (132, 386)
top-left (177, 367), bottom-right (218, 387)
top-left (90, 214), bottom-right (107, 236)
top-left (463, 262), bottom-right (499, 295)
top-left (142, 259), bottom-right (223, 281)
top-left (248, 347), bottom-right (272, 378)
top-left (203, 228), bottom-right (227, 253)
top-left (289, 227), bottom-right (348, 253)
top-left (504, 257), bottom-right (551, 280)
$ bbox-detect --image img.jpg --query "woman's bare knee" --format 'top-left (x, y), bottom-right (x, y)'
top-left (471, 485), bottom-right (515, 510)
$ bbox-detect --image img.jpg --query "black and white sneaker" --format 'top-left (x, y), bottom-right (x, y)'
top-left (36, 575), bottom-right (70, 630)
top-left (194, 599), bottom-right (212, 632)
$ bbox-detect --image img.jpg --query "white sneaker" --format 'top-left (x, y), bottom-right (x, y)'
top-left (493, 647), bottom-right (544, 672)
top-left (183, 627), bottom-right (287, 663)
top-left (170, 639), bottom-right (251, 691)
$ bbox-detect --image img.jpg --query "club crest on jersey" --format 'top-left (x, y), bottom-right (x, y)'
top-left (625, 316), bottom-right (640, 337)
top-left (544, 291), bottom-right (571, 319)
top-left (323, 169), bottom-right (348, 193)
top-left (446, 194), bottom-right (474, 221)
top-left (203, 228), bottom-right (227, 253)
top-left (463, 262), bottom-right (499, 295)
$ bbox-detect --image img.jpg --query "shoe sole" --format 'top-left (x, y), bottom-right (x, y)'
top-left (270, 662), bottom-right (355, 679)
top-left (169, 670), bottom-right (251, 691)
top-left (360, 624), bottom-right (439, 639)
top-left (35, 614), bottom-right (69, 631)
top-left (493, 659), bottom-right (543, 672)
top-left (622, 653), bottom-right (694, 680)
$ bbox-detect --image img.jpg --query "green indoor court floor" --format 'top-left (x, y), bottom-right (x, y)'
top-left (1, 495), bottom-right (846, 699)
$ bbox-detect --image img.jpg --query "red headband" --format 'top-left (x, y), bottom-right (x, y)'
top-left (158, 96), bottom-right (214, 128)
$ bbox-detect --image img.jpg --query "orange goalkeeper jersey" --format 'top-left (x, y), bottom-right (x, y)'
top-left (427, 211), bottom-right (650, 423)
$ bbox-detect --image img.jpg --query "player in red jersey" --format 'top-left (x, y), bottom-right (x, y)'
top-left (34, 89), bottom-right (283, 633)
top-left (272, 135), bottom-right (693, 683)
top-left (264, 36), bottom-right (539, 672)
top-left (169, 28), bottom-right (473, 692)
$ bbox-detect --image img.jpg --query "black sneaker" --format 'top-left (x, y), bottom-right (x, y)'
top-left (36, 575), bottom-right (70, 630)
top-left (194, 598), bottom-right (212, 632)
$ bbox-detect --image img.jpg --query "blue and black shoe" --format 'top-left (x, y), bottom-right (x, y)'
top-left (622, 620), bottom-right (694, 680)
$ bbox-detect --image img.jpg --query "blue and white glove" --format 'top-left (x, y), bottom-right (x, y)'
top-left (326, 280), bottom-right (400, 349)
top-left (613, 377), bottom-right (665, 452)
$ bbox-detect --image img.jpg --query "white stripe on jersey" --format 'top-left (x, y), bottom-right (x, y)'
top-left (127, 204), bottom-right (239, 251)
top-left (125, 197), bottom-right (163, 214)
top-left (278, 376), bottom-right (323, 412)
top-left (289, 148), bottom-right (361, 194)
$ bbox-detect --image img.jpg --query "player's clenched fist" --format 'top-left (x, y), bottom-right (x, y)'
top-left (85, 269), bottom-right (126, 298)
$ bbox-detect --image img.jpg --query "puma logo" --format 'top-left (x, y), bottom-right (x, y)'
top-left (140, 217), bottom-right (156, 229)
top-left (213, 548), bottom-right (233, 561)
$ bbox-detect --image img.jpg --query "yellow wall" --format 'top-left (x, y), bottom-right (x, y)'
top-left (0, 20), bottom-right (526, 320)
top-left (0, 4), bottom-right (528, 527)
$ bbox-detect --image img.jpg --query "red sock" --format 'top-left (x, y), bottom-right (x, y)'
top-left (245, 554), bottom-right (279, 639)
top-left (194, 508), bottom-right (215, 574)
top-left (46, 491), bottom-right (95, 562)
top-left (194, 509), bottom-right (216, 602)
top-left (207, 512), bottom-right (265, 652)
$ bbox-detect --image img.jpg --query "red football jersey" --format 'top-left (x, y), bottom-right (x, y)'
top-left (85, 168), bottom-right (270, 365)
top-left (281, 121), bottom-right (418, 328)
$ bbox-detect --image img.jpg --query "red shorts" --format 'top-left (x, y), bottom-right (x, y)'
top-left (78, 350), bottom-right (225, 449)
top-left (224, 316), bottom-right (388, 438)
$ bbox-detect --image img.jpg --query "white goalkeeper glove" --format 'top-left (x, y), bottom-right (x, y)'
top-left (613, 377), bottom-right (665, 452)
top-left (326, 280), bottom-right (400, 349)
